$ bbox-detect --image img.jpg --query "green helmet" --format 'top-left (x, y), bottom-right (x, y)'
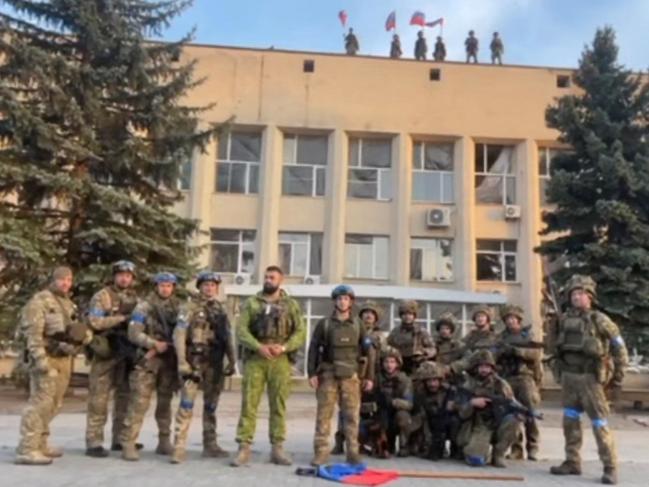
top-left (398, 300), bottom-right (419, 317)
top-left (565, 275), bottom-right (597, 298)
top-left (358, 300), bottom-right (381, 322)
top-left (414, 361), bottom-right (445, 381)
top-left (435, 312), bottom-right (457, 332)
top-left (381, 346), bottom-right (403, 367)
top-left (469, 349), bottom-right (496, 370)
top-left (500, 304), bottom-right (524, 322)
top-left (471, 305), bottom-right (493, 322)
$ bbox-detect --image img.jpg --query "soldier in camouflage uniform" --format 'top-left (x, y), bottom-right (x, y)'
top-left (389, 34), bottom-right (402, 59)
top-left (550, 275), bottom-right (628, 485)
top-left (387, 300), bottom-right (436, 376)
top-left (231, 266), bottom-right (306, 467)
top-left (450, 305), bottom-right (498, 377)
top-left (465, 30), bottom-right (479, 63)
top-left (15, 266), bottom-right (91, 465)
top-left (120, 272), bottom-right (180, 461)
top-left (331, 300), bottom-right (384, 455)
top-left (410, 362), bottom-right (460, 460)
top-left (433, 36), bottom-right (447, 62)
top-left (170, 271), bottom-right (236, 463)
top-left (85, 260), bottom-right (139, 457)
top-left (344, 28), bottom-right (359, 55)
top-left (414, 31), bottom-right (427, 61)
top-left (495, 304), bottom-right (543, 461)
top-left (490, 32), bottom-right (504, 65)
top-left (308, 285), bottom-right (375, 466)
top-left (434, 313), bottom-right (463, 367)
top-left (456, 350), bottom-right (520, 468)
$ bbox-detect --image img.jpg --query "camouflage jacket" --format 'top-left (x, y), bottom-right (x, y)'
top-left (128, 292), bottom-right (180, 350)
top-left (435, 336), bottom-right (463, 366)
top-left (87, 285), bottom-right (138, 333)
top-left (495, 326), bottom-right (542, 380)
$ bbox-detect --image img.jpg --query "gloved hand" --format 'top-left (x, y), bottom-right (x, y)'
top-left (392, 398), bottom-right (411, 410)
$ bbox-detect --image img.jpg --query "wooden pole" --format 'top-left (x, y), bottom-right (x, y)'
top-left (398, 470), bottom-right (525, 482)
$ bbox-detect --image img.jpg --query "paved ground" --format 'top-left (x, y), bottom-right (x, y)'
top-left (1, 389), bottom-right (649, 486)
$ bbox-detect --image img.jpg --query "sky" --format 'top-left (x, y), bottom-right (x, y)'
top-left (160, 0), bottom-right (649, 70)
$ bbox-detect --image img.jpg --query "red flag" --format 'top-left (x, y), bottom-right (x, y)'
top-left (426, 17), bottom-right (444, 28)
top-left (410, 11), bottom-right (426, 27)
top-left (338, 10), bottom-right (348, 27)
top-left (385, 11), bottom-right (396, 31)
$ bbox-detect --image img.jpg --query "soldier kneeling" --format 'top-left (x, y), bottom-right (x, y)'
top-left (410, 362), bottom-right (461, 460)
top-left (456, 350), bottom-right (520, 468)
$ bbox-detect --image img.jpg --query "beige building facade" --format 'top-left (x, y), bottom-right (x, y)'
top-left (173, 44), bottom-right (572, 376)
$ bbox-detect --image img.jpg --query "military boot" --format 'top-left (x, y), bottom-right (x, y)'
top-left (170, 448), bottom-right (186, 464)
top-left (230, 442), bottom-right (251, 467)
top-left (14, 451), bottom-right (53, 466)
top-left (203, 442), bottom-right (229, 458)
top-left (527, 447), bottom-right (539, 461)
top-left (42, 444), bottom-right (63, 458)
top-left (85, 446), bottom-right (110, 458)
top-left (311, 449), bottom-right (330, 466)
top-left (507, 444), bottom-right (524, 460)
top-left (155, 435), bottom-right (174, 455)
top-left (346, 450), bottom-right (363, 465)
top-left (111, 442), bottom-right (143, 451)
top-left (550, 461), bottom-right (582, 476)
top-left (330, 432), bottom-right (345, 455)
top-left (602, 467), bottom-right (618, 485)
top-left (397, 433), bottom-right (410, 457)
top-left (270, 443), bottom-right (292, 466)
top-left (492, 452), bottom-right (507, 468)
top-left (121, 442), bottom-right (139, 461)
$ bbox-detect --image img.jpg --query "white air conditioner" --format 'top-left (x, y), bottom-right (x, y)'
top-left (303, 275), bottom-right (321, 285)
top-left (233, 273), bottom-right (251, 285)
top-left (504, 205), bottom-right (522, 220)
top-left (426, 208), bottom-right (451, 228)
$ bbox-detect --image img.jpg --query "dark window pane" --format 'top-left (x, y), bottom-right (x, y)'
top-left (410, 248), bottom-right (423, 280)
top-left (310, 234), bottom-right (323, 275)
top-left (424, 143), bottom-right (453, 170)
top-left (346, 234), bottom-right (373, 245)
top-left (486, 145), bottom-right (505, 171)
top-left (475, 175), bottom-right (503, 204)
top-left (348, 138), bottom-right (360, 166)
top-left (505, 176), bottom-right (516, 204)
top-left (505, 255), bottom-right (517, 281)
top-left (229, 163), bottom-right (247, 193)
top-left (296, 135), bottom-right (328, 165)
top-left (477, 240), bottom-right (500, 251)
top-left (477, 253), bottom-right (503, 281)
top-left (475, 143), bottom-right (485, 173)
top-left (249, 164), bottom-right (259, 194)
top-left (540, 180), bottom-right (549, 205)
top-left (315, 167), bottom-right (326, 196)
top-left (282, 166), bottom-right (313, 196)
top-left (362, 139), bottom-right (392, 168)
top-left (211, 229), bottom-right (240, 242)
top-left (211, 243), bottom-right (238, 273)
top-left (230, 132), bottom-right (261, 162)
top-left (504, 240), bottom-right (517, 252)
top-left (216, 163), bottom-right (230, 192)
top-left (348, 169), bottom-right (377, 199)
top-left (412, 142), bottom-right (423, 169)
top-left (217, 132), bottom-right (229, 160)
top-left (278, 243), bottom-right (292, 274)
top-left (241, 230), bottom-right (256, 242)
top-left (538, 150), bottom-right (548, 176)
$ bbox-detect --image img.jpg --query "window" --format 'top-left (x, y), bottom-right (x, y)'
top-left (393, 302), bottom-right (463, 336)
top-left (429, 68), bottom-right (441, 81)
top-left (278, 232), bottom-right (323, 276)
top-left (557, 75), bottom-right (571, 88)
top-left (476, 239), bottom-right (517, 282)
top-left (216, 130), bottom-right (261, 194)
top-left (539, 147), bottom-right (565, 206)
top-left (475, 144), bottom-right (516, 204)
top-left (348, 137), bottom-right (393, 200)
top-left (178, 161), bottom-right (192, 191)
top-left (282, 134), bottom-right (327, 197)
top-left (210, 229), bottom-right (256, 274)
top-left (412, 142), bottom-right (454, 203)
top-left (410, 238), bottom-right (453, 281)
top-left (303, 60), bottom-right (315, 73)
top-left (344, 234), bottom-right (389, 279)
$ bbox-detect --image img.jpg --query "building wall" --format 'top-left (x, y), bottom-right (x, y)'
top-left (175, 44), bottom-right (576, 332)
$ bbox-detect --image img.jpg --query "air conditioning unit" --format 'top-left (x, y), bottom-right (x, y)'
top-left (303, 275), bottom-right (321, 285)
top-left (426, 208), bottom-right (451, 228)
top-left (504, 205), bottom-right (522, 220)
top-left (233, 273), bottom-right (251, 285)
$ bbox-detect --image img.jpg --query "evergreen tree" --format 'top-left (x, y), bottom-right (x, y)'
top-left (0, 0), bottom-right (215, 335)
top-left (538, 27), bottom-right (649, 357)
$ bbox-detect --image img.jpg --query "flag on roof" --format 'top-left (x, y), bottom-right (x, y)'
top-left (385, 11), bottom-right (396, 31)
top-left (426, 17), bottom-right (444, 28)
top-left (410, 11), bottom-right (426, 27)
top-left (338, 10), bottom-right (348, 27)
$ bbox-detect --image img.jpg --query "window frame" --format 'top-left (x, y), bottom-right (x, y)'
top-left (474, 143), bottom-right (516, 205)
top-left (215, 130), bottom-right (262, 195)
top-left (347, 137), bottom-right (393, 201)
top-left (344, 234), bottom-right (390, 280)
top-left (476, 239), bottom-right (518, 283)
top-left (282, 133), bottom-right (327, 197)
top-left (410, 237), bottom-right (454, 282)
top-left (278, 232), bottom-right (322, 277)
top-left (411, 141), bottom-right (455, 204)
top-left (209, 229), bottom-right (257, 275)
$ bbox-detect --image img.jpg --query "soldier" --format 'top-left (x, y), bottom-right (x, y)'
top-left (119, 272), bottom-right (180, 461)
top-left (308, 285), bottom-right (375, 466)
top-left (85, 260), bottom-right (139, 457)
top-left (495, 305), bottom-right (542, 461)
top-left (388, 300), bottom-right (436, 376)
top-left (231, 266), bottom-right (306, 467)
top-left (450, 305), bottom-right (498, 377)
top-left (414, 30), bottom-right (427, 61)
top-left (371, 347), bottom-right (413, 457)
top-left (549, 275), bottom-right (628, 485)
top-left (331, 300), bottom-right (384, 455)
top-left (434, 312), bottom-right (463, 367)
top-left (433, 36), bottom-right (446, 62)
top-left (344, 28), bottom-right (359, 55)
top-left (465, 30), bottom-right (478, 63)
top-left (410, 362), bottom-right (460, 460)
top-left (389, 34), bottom-right (402, 59)
top-left (170, 271), bottom-right (236, 464)
top-left (490, 32), bottom-right (504, 65)
top-left (15, 266), bottom-right (91, 465)
top-left (456, 350), bottom-right (520, 468)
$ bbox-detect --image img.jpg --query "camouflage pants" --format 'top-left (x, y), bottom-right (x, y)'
top-left (235, 354), bottom-right (292, 445)
top-left (560, 372), bottom-right (617, 468)
top-left (16, 356), bottom-right (72, 455)
top-left (85, 356), bottom-right (131, 448)
top-left (120, 355), bottom-right (178, 445)
top-left (314, 374), bottom-right (360, 455)
top-left (173, 364), bottom-right (225, 451)
top-left (508, 375), bottom-right (540, 456)
top-left (458, 415), bottom-right (520, 466)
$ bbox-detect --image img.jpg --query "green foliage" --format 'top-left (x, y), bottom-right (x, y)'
top-left (0, 0), bottom-right (216, 336)
top-left (538, 26), bottom-right (649, 357)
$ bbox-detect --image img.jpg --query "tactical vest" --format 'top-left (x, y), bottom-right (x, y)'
top-left (43, 291), bottom-right (83, 356)
top-left (105, 286), bottom-right (138, 320)
top-left (188, 299), bottom-right (228, 353)
top-left (436, 337), bottom-right (462, 365)
top-left (464, 328), bottom-right (497, 353)
top-left (390, 325), bottom-right (422, 358)
top-left (325, 318), bottom-right (361, 379)
top-left (420, 388), bottom-right (452, 422)
top-left (498, 328), bottom-right (537, 378)
top-left (556, 311), bottom-right (608, 375)
top-left (146, 296), bottom-right (179, 342)
top-left (251, 301), bottom-right (294, 343)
